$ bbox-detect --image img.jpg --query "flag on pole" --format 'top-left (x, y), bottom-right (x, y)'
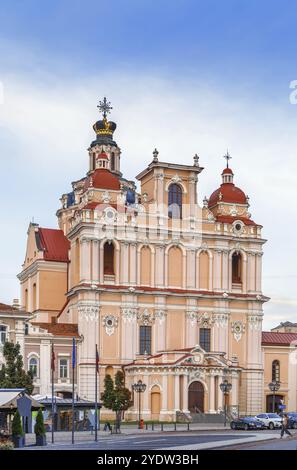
top-left (71, 337), bottom-right (76, 444)
top-left (96, 344), bottom-right (99, 374)
top-left (72, 337), bottom-right (76, 369)
top-left (51, 342), bottom-right (55, 371)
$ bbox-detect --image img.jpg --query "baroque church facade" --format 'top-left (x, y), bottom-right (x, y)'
top-left (18, 99), bottom-right (268, 420)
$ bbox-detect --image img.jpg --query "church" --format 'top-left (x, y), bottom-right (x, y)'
top-left (18, 99), bottom-right (268, 421)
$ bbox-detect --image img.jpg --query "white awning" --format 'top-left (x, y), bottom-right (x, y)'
top-left (0, 390), bottom-right (22, 407)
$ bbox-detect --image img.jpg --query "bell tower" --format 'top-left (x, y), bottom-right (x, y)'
top-left (88, 97), bottom-right (121, 176)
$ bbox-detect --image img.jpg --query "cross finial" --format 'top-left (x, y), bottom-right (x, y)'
top-left (223, 150), bottom-right (232, 168)
top-left (97, 97), bottom-right (113, 119)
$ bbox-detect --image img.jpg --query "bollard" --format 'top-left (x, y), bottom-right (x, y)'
top-left (145, 422), bottom-right (148, 430)
top-left (152, 422), bottom-right (154, 431)
top-left (174, 422), bottom-right (177, 431)
top-left (187, 422), bottom-right (190, 431)
top-left (161, 423), bottom-right (163, 432)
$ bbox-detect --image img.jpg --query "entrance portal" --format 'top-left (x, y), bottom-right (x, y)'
top-left (188, 381), bottom-right (204, 413)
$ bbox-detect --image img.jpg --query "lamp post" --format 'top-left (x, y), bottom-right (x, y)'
top-left (268, 380), bottom-right (280, 413)
top-left (132, 380), bottom-right (147, 429)
top-left (220, 379), bottom-right (232, 427)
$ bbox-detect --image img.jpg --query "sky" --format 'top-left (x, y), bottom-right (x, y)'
top-left (0, 0), bottom-right (296, 329)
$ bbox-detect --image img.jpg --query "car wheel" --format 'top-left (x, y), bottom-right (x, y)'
top-left (268, 422), bottom-right (274, 430)
top-left (244, 424), bottom-right (249, 431)
top-left (231, 422), bottom-right (236, 430)
top-left (293, 422), bottom-right (297, 429)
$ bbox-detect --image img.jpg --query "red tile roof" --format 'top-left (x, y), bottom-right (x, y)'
top-left (38, 228), bottom-right (70, 262)
top-left (0, 303), bottom-right (18, 312)
top-left (84, 169), bottom-right (120, 191)
top-left (32, 322), bottom-right (79, 337)
top-left (262, 331), bottom-right (297, 346)
top-left (215, 215), bottom-right (257, 226)
top-left (208, 183), bottom-right (247, 207)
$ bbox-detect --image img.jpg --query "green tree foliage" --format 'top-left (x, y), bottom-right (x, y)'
top-left (0, 342), bottom-right (33, 394)
top-left (101, 371), bottom-right (132, 430)
top-left (12, 410), bottom-right (24, 437)
top-left (34, 409), bottom-right (46, 436)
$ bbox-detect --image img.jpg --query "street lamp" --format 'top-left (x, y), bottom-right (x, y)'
top-left (132, 380), bottom-right (147, 429)
top-left (220, 379), bottom-right (232, 427)
top-left (268, 380), bottom-right (280, 413)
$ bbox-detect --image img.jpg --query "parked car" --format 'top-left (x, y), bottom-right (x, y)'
top-left (287, 412), bottom-right (297, 429)
top-left (230, 417), bottom-right (265, 431)
top-left (255, 413), bottom-right (282, 429)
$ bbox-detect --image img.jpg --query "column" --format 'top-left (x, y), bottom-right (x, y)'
top-left (142, 374), bottom-right (150, 417)
top-left (121, 242), bottom-right (129, 284)
top-left (208, 374), bottom-right (216, 413)
top-left (77, 301), bottom-right (100, 400)
top-left (213, 250), bottom-right (222, 291)
top-left (221, 250), bottom-right (229, 291)
top-left (186, 250), bottom-right (196, 289)
top-left (182, 375), bottom-right (189, 413)
top-left (231, 371), bottom-right (239, 407)
top-left (92, 239), bottom-right (99, 283)
top-left (80, 238), bottom-right (91, 282)
top-left (160, 373), bottom-right (168, 419)
top-left (129, 243), bottom-right (137, 285)
top-left (40, 339), bottom-right (51, 396)
top-left (217, 375), bottom-right (223, 411)
top-left (174, 374), bottom-right (180, 411)
top-left (155, 245), bottom-right (165, 287)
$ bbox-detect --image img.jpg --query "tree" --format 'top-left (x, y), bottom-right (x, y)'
top-left (12, 410), bottom-right (24, 437)
top-left (34, 409), bottom-right (46, 436)
top-left (0, 341), bottom-right (33, 394)
top-left (101, 371), bottom-right (132, 431)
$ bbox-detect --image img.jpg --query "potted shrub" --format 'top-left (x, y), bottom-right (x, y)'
top-left (11, 410), bottom-right (25, 448)
top-left (34, 409), bottom-right (47, 446)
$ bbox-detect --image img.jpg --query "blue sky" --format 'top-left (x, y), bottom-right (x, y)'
top-left (0, 0), bottom-right (297, 328)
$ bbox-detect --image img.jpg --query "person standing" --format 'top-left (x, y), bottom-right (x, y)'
top-left (280, 413), bottom-right (292, 438)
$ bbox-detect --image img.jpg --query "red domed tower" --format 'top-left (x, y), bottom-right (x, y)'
top-left (207, 152), bottom-right (255, 227)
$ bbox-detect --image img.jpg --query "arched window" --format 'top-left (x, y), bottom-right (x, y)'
top-left (110, 152), bottom-right (115, 171)
top-left (104, 243), bottom-right (115, 275)
top-left (29, 357), bottom-right (38, 377)
top-left (232, 252), bottom-right (242, 283)
top-left (168, 183), bottom-right (182, 219)
top-left (272, 360), bottom-right (280, 382)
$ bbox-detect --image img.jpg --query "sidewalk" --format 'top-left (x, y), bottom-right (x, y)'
top-left (24, 423), bottom-right (231, 445)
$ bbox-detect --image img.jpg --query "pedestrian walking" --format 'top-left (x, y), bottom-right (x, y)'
top-left (280, 413), bottom-right (292, 438)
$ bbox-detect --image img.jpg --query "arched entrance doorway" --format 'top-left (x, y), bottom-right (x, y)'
top-left (151, 386), bottom-right (161, 420)
top-left (266, 394), bottom-right (284, 413)
top-left (188, 381), bottom-right (204, 413)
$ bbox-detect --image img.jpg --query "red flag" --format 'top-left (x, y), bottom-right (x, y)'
top-left (96, 344), bottom-right (99, 374)
top-left (51, 343), bottom-right (55, 371)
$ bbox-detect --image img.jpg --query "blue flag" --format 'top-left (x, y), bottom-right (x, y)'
top-left (72, 337), bottom-right (76, 369)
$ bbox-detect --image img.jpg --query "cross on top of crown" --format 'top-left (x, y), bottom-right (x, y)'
top-left (97, 97), bottom-right (113, 119)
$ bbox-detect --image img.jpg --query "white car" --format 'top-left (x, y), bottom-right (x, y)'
top-left (255, 413), bottom-right (282, 429)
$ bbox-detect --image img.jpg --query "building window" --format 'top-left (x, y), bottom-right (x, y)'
top-left (168, 183), bottom-right (182, 219)
top-left (25, 323), bottom-right (29, 335)
top-left (110, 152), bottom-right (115, 171)
top-left (59, 359), bottom-right (69, 379)
top-left (139, 325), bottom-right (152, 355)
top-left (29, 357), bottom-right (38, 378)
top-left (0, 325), bottom-right (7, 345)
top-left (104, 242), bottom-right (115, 275)
top-left (272, 360), bottom-right (280, 382)
top-left (199, 328), bottom-right (211, 352)
top-left (232, 252), bottom-right (242, 283)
